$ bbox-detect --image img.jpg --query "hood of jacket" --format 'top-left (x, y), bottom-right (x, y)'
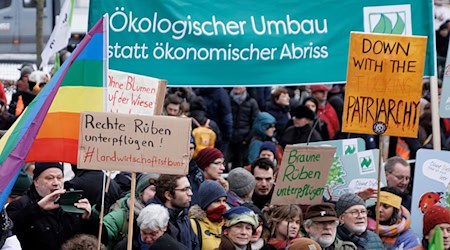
top-left (251, 112), bottom-right (276, 139)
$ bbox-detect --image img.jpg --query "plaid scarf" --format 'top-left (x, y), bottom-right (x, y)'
top-left (377, 206), bottom-right (411, 249)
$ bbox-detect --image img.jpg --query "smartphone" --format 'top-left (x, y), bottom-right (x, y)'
top-left (55, 190), bottom-right (85, 214)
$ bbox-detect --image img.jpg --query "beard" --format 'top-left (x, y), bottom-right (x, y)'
top-left (310, 233), bottom-right (335, 248)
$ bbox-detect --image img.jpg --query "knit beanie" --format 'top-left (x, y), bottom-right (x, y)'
top-left (198, 180), bottom-right (227, 210)
top-left (259, 141), bottom-right (277, 156)
top-left (33, 162), bottom-right (64, 180)
top-left (289, 238), bottom-right (322, 250)
top-left (11, 169), bottom-right (32, 196)
top-left (228, 168), bottom-right (256, 197)
top-left (336, 193), bottom-right (365, 216)
top-left (423, 205), bottom-right (450, 236)
top-left (136, 173), bottom-right (159, 198)
top-left (223, 206), bottom-right (259, 229)
top-left (194, 147), bottom-right (224, 171)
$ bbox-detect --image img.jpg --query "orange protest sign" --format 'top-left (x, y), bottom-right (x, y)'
top-left (342, 32), bottom-right (427, 137)
top-left (77, 112), bottom-right (191, 174)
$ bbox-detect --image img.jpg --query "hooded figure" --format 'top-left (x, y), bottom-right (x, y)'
top-left (248, 112), bottom-right (276, 164)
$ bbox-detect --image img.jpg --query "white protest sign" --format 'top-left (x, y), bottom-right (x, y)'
top-left (107, 69), bottom-right (166, 115)
top-left (423, 159), bottom-right (450, 186)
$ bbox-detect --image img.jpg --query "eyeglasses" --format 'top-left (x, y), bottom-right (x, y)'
top-left (343, 209), bottom-right (367, 217)
top-left (389, 172), bottom-right (410, 182)
top-left (174, 186), bottom-right (192, 192)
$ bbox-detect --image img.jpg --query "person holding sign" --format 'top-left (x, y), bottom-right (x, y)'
top-left (335, 193), bottom-right (383, 249)
top-left (366, 187), bottom-right (421, 249)
top-left (265, 205), bottom-right (303, 249)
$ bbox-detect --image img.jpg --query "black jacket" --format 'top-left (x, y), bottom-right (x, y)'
top-left (230, 94), bottom-right (259, 143)
top-left (280, 124), bottom-right (322, 148)
top-left (6, 185), bottom-right (99, 250)
top-left (64, 169), bottom-right (123, 212)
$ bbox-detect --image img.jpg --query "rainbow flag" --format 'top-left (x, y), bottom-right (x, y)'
top-left (26, 18), bottom-right (107, 164)
top-left (0, 17), bottom-right (106, 208)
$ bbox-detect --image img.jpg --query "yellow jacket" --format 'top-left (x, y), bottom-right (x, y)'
top-left (190, 205), bottom-right (224, 250)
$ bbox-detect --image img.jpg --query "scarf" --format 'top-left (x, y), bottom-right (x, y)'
top-left (337, 225), bottom-right (368, 249)
top-left (206, 204), bottom-right (226, 223)
top-left (377, 206), bottom-right (411, 249)
top-left (267, 236), bottom-right (299, 250)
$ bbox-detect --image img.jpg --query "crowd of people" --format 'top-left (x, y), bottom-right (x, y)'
top-left (0, 63), bottom-right (449, 250)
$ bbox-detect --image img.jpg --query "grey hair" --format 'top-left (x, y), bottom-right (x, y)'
top-left (136, 204), bottom-right (169, 231)
top-left (304, 219), bottom-right (314, 227)
top-left (384, 156), bottom-right (409, 173)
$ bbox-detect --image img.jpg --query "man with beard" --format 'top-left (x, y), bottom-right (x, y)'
top-left (147, 175), bottom-right (200, 250)
top-left (304, 203), bottom-right (356, 250)
top-left (335, 193), bottom-right (383, 249)
top-left (251, 157), bottom-right (275, 210)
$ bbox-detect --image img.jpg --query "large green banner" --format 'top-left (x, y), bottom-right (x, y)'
top-left (88, 0), bottom-right (434, 86)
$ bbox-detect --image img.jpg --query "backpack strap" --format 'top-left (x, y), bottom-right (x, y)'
top-left (205, 119), bottom-right (210, 128)
top-left (192, 118), bottom-right (201, 127)
top-left (192, 218), bottom-right (203, 248)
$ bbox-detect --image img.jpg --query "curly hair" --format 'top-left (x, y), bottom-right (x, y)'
top-left (61, 234), bottom-right (106, 250)
top-left (155, 174), bottom-right (185, 203)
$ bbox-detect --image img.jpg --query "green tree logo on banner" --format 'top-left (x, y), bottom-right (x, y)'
top-left (363, 5), bottom-right (412, 36)
top-left (371, 13), bottom-right (406, 34)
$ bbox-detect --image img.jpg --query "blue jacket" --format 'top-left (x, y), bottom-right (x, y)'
top-left (147, 197), bottom-right (200, 250)
top-left (391, 229), bottom-right (421, 249)
top-left (247, 112), bottom-right (276, 164)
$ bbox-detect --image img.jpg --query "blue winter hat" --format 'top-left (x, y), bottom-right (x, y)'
top-left (198, 180), bottom-right (227, 210)
top-left (223, 206), bottom-right (259, 229)
top-left (259, 141), bottom-right (277, 156)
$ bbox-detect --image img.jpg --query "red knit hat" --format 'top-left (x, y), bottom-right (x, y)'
top-left (194, 148), bottom-right (224, 171)
top-left (423, 205), bottom-right (450, 236)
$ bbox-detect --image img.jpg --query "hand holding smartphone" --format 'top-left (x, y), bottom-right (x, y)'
top-left (54, 190), bottom-right (85, 214)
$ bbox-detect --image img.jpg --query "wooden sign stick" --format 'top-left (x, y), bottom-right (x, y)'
top-left (127, 172), bottom-right (137, 250)
top-left (375, 135), bottom-right (384, 234)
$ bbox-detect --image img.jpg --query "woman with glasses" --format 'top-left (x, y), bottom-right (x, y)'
top-left (264, 205), bottom-right (303, 249)
top-left (367, 187), bottom-right (421, 250)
